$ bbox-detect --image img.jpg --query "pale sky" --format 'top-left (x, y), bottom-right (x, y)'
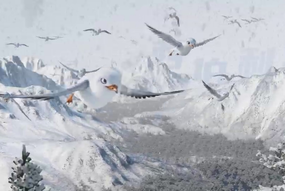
top-left (0, 0), bottom-right (285, 79)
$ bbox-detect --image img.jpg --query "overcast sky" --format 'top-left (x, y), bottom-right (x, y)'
top-left (0, 0), bottom-right (284, 78)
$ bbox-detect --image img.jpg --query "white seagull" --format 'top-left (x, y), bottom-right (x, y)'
top-left (37, 36), bottom-right (62, 41)
top-left (83, 28), bottom-right (111, 36)
top-left (165, 12), bottom-right (180, 26)
top-left (6, 43), bottom-right (28, 48)
top-left (59, 62), bottom-right (100, 78)
top-left (146, 24), bottom-right (220, 56)
top-left (0, 67), bottom-right (187, 109)
top-left (213, 74), bottom-right (246, 81)
top-left (202, 80), bottom-right (235, 111)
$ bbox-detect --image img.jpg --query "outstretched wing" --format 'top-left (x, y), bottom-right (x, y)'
top-left (59, 62), bottom-right (78, 73)
top-left (169, 7), bottom-right (177, 12)
top-left (202, 81), bottom-right (222, 99)
top-left (101, 30), bottom-right (111, 34)
top-left (213, 74), bottom-right (230, 81)
top-left (145, 23), bottom-right (183, 47)
top-left (84, 29), bottom-right (95, 32)
top-left (6, 43), bottom-right (16, 46)
top-left (19, 44), bottom-right (29, 47)
top-left (195, 35), bottom-right (220, 48)
top-left (119, 85), bottom-right (186, 99)
top-left (37, 36), bottom-right (46, 39)
top-left (174, 15), bottom-right (180, 26)
top-left (0, 80), bottom-right (89, 101)
top-left (85, 67), bottom-right (101, 73)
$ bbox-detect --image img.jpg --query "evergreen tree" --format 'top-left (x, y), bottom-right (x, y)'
top-left (8, 145), bottom-right (45, 191)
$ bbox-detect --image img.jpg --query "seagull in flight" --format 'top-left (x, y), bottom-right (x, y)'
top-left (213, 74), bottom-right (246, 81)
top-left (83, 28), bottom-right (111, 36)
top-left (202, 81), bottom-right (235, 111)
top-left (6, 43), bottom-right (28, 48)
top-left (228, 19), bottom-right (242, 27)
top-left (146, 23), bottom-right (220, 56)
top-left (0, 67), bottom-right (188, 109)
top-left (251, 17), bottom-right (264, 22)
top-left (37, 36), bottom-right (62, 41)
top-left (59, 62), bottom-right (101, 78)
top-left (165, 12), bottom-right (180, 26)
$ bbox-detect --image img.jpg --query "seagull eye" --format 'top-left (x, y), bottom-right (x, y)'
top-left (100, 78), bottom-right (107, 84)
top-left (187, 42), bottom-right (190, 44)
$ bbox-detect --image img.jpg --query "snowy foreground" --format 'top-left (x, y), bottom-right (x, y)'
top-left (0, 56), bottom-right (285, 190)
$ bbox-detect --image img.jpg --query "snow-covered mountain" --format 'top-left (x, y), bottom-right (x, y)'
top-left (123, 56), bottom-right (196, 92)
top-left (0, 58), bottom-right (152, 190)
top-left (141, 67), bottom-right (285, 146)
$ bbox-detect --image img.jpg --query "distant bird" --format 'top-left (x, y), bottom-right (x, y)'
top-left (213, 74), bottom-right (246, 81)
top-left (222, 15), bottom-right (232, 20)
top-left (83, 28), bottom-right (111, 36)
top-left (164, 12), bottom-right (180, 26)
top-left (228, 19), bottom-right (242, 27)
top-left (241, 19), bottom-right (253, 24)
top-left (59, 62), bottom-right (101, 78)
top-left (6, 43), bottom-right (28, 48)
top-left (146, 23), bottom-right (220, 56)
top-left (202, 80), bottom-right (235, 111)
top-left (37, 36), bottom-right (62, 41)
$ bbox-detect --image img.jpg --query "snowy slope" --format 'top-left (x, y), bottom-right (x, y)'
top-left (0, 61), bottom-right (150, 190)
top-left (148, 68), bottom-right (285, 146)
top-left (123, 56), bottom-right (196, 92)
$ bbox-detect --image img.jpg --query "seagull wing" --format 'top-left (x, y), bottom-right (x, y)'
top-left (236, 21), bottom-right (242, 27)
top-left (59, 62), bottom-right (78, 73)
top-left (20, 44), bottom-right (29, 47)
top-left (195, 35), bottom-right (220, 48)
top-left (169, 7), bottom-right (177, 12)
top-left (84, 29), bottom-right (96, 32)
top-left (0, 80), bottom-right (89, 101)
top-left (37, 36), bottom-right (46, 39)
top-left (202, 81), bottom-right (222, 99)
top-left (6, 43), bottom-right (16, 46)
top-left (101, 30), bottom-right (111, 34)
top-left (174, 15), bottom-right (180, 26)
top-left (85, 67), bottom-right (101, 73)
top-left (118, 85), bottom-right (186, 99)
top-left (145, 23), bottom-right (183, 47)
top-left (213, 74), bottom-right (230, 81)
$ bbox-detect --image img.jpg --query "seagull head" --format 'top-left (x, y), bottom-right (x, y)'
top-left (90, 67), bottom-right (122, 95)
top-left (186, 38), bottom-right (196, 48)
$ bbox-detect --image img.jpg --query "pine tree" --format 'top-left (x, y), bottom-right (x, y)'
top-left (257, 142), bottom-right (285, 181)
top-left (8, 144), bottom-right (45, 191)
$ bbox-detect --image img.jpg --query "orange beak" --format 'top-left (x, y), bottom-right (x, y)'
top-left (189, 44), bottom-right (194, 48)
top-left (106, 84), bottom-right (118, 92)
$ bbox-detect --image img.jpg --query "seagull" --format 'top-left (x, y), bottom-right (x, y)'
top-left (228, 19), bottom-right (242, 27)
top-left (37, 36), bottom-right (62, 41)
top-left (83, 28), bottom-right (111, 36)
top-left (165, 12), bottom-right (180, 26)
top-left (0, 67), bottom-right (188, 109)
top-left (146, 23), bottom-right (220, 56)
top-left (59, 62), bottom-right (101, 78)
top-left (222, 15), bottom-right (232, 20)
top-left (202, 81), bottom-right (235, 111)
top-left (6, 43), bottom-right (28, 48)
top-left (213, 74), bottom-right (246, 81)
